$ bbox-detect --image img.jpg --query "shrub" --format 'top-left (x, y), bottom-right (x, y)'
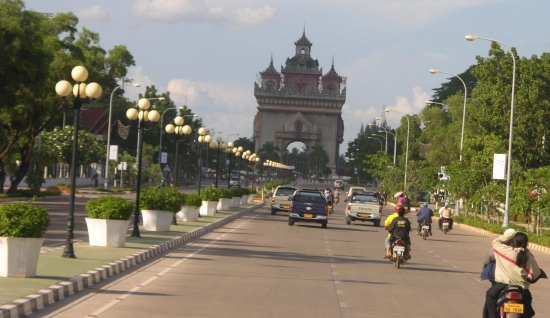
top-left (184, 193), bottom-right (202, 207)
top-left (140, 186), bottom-right (185, 212)
top-left (217, 188), bottom-right (234, 199)
top-left (85, 196), bottom-right (134, 220)
top-left (199, 187), bottom-right (221, 202)
top-left (0, 201), bottom-right (50, 238)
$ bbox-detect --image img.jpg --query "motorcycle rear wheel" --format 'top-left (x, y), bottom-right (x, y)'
top-left (395, 256), bottom-right (401, 269)
top-left (422, 231), bottom-right (427, 240)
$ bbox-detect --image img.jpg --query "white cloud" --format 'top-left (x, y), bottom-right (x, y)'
top-left (126, 66), bottom-right (160, 98)
top-left (131, 0), bottom-right (277, 29)
top-left (384, 86), bottom-right (430, 124)
top-left (76, 5), bottom-right (109, 21)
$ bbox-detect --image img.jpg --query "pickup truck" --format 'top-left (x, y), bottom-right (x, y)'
top-left (288, 189), bottom-right (329, 228)
top-left (270, 186), bottom-right (297, 215)
top-left (345, 191), bottom-right (382, 227)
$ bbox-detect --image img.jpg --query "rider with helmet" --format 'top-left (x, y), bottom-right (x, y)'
top-left (438, 201), bottom-right (454, 230)
top-left (416, 202), bottom-right (433, 235)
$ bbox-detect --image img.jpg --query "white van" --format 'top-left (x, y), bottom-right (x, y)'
top-left (334, 180), bottom-right (344, 189)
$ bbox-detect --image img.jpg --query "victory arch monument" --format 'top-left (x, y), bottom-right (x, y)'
top-left (253, 30), bottom-right (346, 173)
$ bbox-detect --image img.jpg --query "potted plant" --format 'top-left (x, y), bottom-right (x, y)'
top-left (140, 186), bottom-right (185, 231)
top-left (176, 193), bottom-right (201, 222)
top-left (84, 196), bottom-right (134, 247)
top-left (230, 188), bottom-right (242, 208)
top-left (247, 188), bottom-right (257, 203)
top-left (0, 201), bottom-right (50, 277)
top-left (217, 188), bottom-right (233, 211)
top-left (199, 187), bottom-right (220, 216)
top-left (239, 187), bottom-right (249, 205)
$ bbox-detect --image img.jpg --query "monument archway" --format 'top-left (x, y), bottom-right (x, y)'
top-left (253, 30), bottom-right (346, 174)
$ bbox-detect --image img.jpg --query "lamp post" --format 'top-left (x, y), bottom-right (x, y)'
top-left (372, 134), bottom-right (387, 152)
top-left (368, 136), bottom-right (383, 152)
top-left (236, 147), bottom-right (244, 187)
top-left (165, 116), bottom-right (192, 225)
top-left (466, 35), bottom-right (516, 227)
top-left (126, 98), bottom-right (161, 237)
top-left (159, 110), bottom-right (197, 164)
top-left (426, 100), bottom-right (449, 112)
top-left (165, 116), bottom-right (192, 187)
top-left (55, 66), bottom-right (103, 258)
top-left (368, 123), bottom-right (387, 152)
top-left (210, 136), bottom-right (226, 188)
top-left (386, 109), bottom-right (410, 192)
top-left (429, 69), bottom-right (468, 161)
top-left (104, 83), bottom-right (140, 189)
top-left (223, 134), bottom-right (239, 186)
top-left (197, 128), bottom-right (212, 195)
top-left (243, 151), bottom-right (252, 183)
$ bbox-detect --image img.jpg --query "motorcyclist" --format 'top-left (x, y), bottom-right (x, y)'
top-left (387, 207), bottom-right (411, 260)
top-left (438, 201), bottom-right (454, 230)
top-left (416, 202), bottom-right (433, 235)
top-left (333, 188), bottom-right (340, 204)
top-left (482, 230), bottom-right (542, 318)
top-left (383, 208), bottom-right (401, 259)
top-left (402, 195), bottom-right (411, 212)
top-left (324, 188), bottom-right (333, 215)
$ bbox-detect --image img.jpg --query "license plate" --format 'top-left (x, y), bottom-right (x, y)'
top-left (304, 214), bottom-right (313, 218)
top-left (359, 213), bottom-right (370, 217)
top-left (393, 246), bottom-right (405, 252)
top-left (503, 303), bottom-right (523, 313)
top-left (282, 205), bottom-right (290, 209)
top-left (328, 205), bottom-right (333, 209)
top-left (422, 226), bottom-right (430, 230)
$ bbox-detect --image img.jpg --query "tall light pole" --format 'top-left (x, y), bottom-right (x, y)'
top-left (372, 134), bottom-right (387, 152)
top-left (374, 118), bottom-right (397, 165)
top-left (368, 123), bottom-right (387, 152)
top-left (126, 98), bottom-right (160, 237)
top-left (429, 69), bottom-right (468, 161)
top-left (210, 136), bottom-right (226, 188)
top-left (158, 110), bottom-right (197, 164)
top-left (224, 134), bottom-right (239, 185)
top-left (368, 136), bottom-right (383, 152)
top-left (426, 100), bottom-right (449, 112)
top-left (236, 146), bottom-right (244, 187)
top-left (197, 128), bottom-right (212, 195)
top-left (55, 66), bottom-right (102, 258)
top-left (104, 83), bottom-right (140, 189)
top-left (466, 35), bottom-right (516, 227)
top-left (386, 109), bottom-right (410, 192)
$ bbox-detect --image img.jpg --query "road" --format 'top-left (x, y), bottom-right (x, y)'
top-left (34, 180), bottom-right (550, 317)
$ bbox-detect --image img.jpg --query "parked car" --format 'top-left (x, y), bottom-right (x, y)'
top-left (345, 191), bottom-right (382, 226)
top-left (270, 186), bottom-right (298, 215)
top-left (288, 189), bottom-right (329, 228)
top-left (229, 177), bottom-right (240, 188)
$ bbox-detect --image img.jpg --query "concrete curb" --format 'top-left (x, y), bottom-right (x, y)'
top-left (0, 203), bottom-right (264, 318)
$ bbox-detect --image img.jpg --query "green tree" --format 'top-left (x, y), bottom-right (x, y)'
top-left (257, 141), bottom-right (281, 162)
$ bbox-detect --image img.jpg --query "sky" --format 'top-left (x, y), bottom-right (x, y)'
top-left (24, 0), bottom-right (550, 156)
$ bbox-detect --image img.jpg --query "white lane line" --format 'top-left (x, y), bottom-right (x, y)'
top-left (340, 302), bottom-right (348, 308)
top-left (337, 290), bottom-right (344, 295)
top-left (331, 264), bottom-right (337, 268)
top-left (88, 216), bottom-right (257, 317)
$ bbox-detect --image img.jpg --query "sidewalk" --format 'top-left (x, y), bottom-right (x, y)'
top-left (0, 201), bottom-right (264, 318)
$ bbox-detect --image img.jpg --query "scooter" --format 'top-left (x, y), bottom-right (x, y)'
top-left (421, 220), bottom-right (430, 240)
top-left (441, 218), bottom-right (450, 234)
top-left (390, 238), bottom-right (407, 269)
top-left (496, 285), bottom-right (524, 318)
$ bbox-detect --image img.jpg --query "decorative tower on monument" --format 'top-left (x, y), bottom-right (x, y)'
top-left (253, 29), bottom-right (346, 172)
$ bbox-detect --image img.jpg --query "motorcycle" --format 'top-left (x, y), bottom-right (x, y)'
top-left (441, 218), bottom-right (450, 234)
top-left (496, 285), bottom-right (524, 318)
top-left (390, 238), bottom-right (407, 269)
top-left (421, 220), bottom-right (430, 240)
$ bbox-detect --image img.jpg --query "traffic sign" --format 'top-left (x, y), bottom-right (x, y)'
top-left (529, 185), bottom-right (548, 197)
top-left (163, 165), bottom-right (171, 172)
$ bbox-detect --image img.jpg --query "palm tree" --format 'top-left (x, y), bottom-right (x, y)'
top-left (258, 141), bottom-right (281, 162)
top-left (308, 143), bottom-right (329, 182)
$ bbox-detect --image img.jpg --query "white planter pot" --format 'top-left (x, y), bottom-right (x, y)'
top-left (141, 210), bottom-right (174, 231)
top-left (176, 206), bottom-right (200, 222)
top-left (231, 197), bottom-right (241, 208)
top-left (247, 194), bottom-right (255, 203)
top-left (240, 196), bottom-right (248, 205)
top-left (0, 237), bottom-right (44, 278)
top-left (199, 201), bottom-right (217, 216)
top-left (217, 198), bottom-right (232, 211)
top-left (85, 218), bottom-right (130, 247)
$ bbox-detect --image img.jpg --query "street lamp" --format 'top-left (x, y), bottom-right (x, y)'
top-left (223, 134), bottom-right (239, 187)
top-left (429, 69), bottom-right (468, 161)
top-left (368, 136), bottom-right (383, 152)
top-left (372, 134), bottom-right (387, 152)
top-left (197, 128), bottom-right (212, 195)
top-left (210, 136), bottom-right (226, 188)
top-left (466, 35), bottom-right (516, 227)
top-left (158, 109), bottom-right (197, 164)
top-left (126, 98), bottom-right (161, 237)
top-left (165, 116), bottom-right (193, 187)
top-left (236, 146), bottom-right (244, 187)
top-left (104, 83), bottom-right (140, 189)
top-left (55, 66), bottom-right (103, 258)
top-left (386, 109), bottom-right (410, 192)
top-left (425, 100), bottom-right (449, 112)
top-left (368, 123), bottom-right (387, 152)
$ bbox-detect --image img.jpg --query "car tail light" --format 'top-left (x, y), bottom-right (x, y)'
top-left (271, 198), bottom-right (274, 203)
top-left (347, 205), bottom-right (351, 211)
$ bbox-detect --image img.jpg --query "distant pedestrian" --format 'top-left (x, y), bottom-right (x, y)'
top-left (91, 173), bottom-right (99, 187)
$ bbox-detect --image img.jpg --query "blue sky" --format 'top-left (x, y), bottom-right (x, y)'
top-left (24, 0), bottom-right (550, 155)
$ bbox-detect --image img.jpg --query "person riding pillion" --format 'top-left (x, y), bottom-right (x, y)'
top-left (416, 202), bottom-right (433, 235)
top-left (438, 202), bottom-right (454, 230)
top-left (388, 207), bottom-right (412, 260)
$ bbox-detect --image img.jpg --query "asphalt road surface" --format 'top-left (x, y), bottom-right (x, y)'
top-left (34, 180), bottom-right (550, 317)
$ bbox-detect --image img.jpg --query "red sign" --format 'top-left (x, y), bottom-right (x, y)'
top-left (529, 185), bottom-right (548, 197)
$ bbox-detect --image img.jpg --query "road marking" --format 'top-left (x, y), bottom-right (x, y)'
top-left (340, 302), bottom-right (348, 308)
top-left (87, 213), bottom-right (258, 317)
top-left (337, 290), bottom-right (344, 295)
top-left (331, 264), bottom-right (337, 268)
